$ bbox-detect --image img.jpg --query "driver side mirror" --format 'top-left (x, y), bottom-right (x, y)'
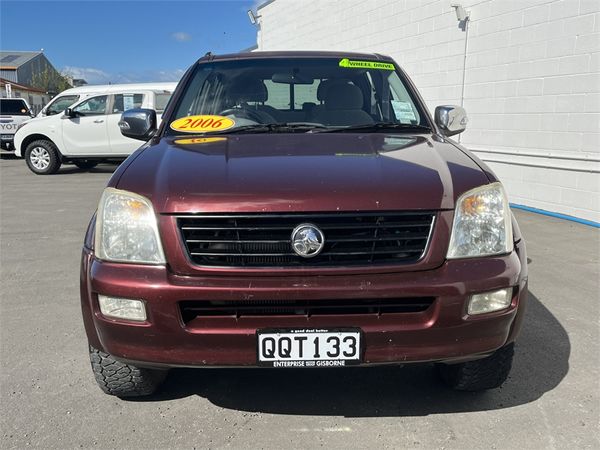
top-left (434, 105), bottom-right (468, 137)
top-left (119, 108), bottom-right (157, 141)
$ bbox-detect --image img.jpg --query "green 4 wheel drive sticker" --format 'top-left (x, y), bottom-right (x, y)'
top-left (339, 58), bottom-right (395, 70)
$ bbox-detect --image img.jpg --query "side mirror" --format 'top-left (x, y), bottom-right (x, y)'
top-left (64, 107), bottom-right (77, 118)
top-left (434, 105), bottom-right (468, 137)
top-left (119, 108), bottom-right (157, 141)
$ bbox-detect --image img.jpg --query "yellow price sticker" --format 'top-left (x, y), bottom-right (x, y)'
top-left (170, 115), bottom-right (235, 133)
top-left (339, 58), bottom-right (395, 70)
top-left (174, 137), bottom-right (227, 145)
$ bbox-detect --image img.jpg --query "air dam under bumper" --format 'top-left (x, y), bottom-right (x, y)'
top-left (80, 241), bottom-right (527, 368)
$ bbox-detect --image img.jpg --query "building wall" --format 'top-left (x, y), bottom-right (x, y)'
top-left (0, 69), bottom-right (18, 82)
top-left (17, 53), bottom-right (58, 88)
top-left (256, 0), bottom-right (600, 222)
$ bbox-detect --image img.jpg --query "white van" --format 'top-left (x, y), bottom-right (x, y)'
top-left (38, 82), bottom-right (177, 117)
top-left (14, 83), bottom-right (177, 174)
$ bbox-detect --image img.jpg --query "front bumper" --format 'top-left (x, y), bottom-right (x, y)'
top-left (81, 240), bottom-right (528, 368)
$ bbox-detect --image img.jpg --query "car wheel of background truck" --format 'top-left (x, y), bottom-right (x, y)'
top-left (89, 346), bottom-right (168, 397)
top-left (24, 140), bottom-right (61, 175)
top-left (73, 159), bottom-right (99, 170)
top-left (436, 343), bottom-right (514, 391)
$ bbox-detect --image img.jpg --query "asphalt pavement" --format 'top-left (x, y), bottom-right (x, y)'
top-left (1, 155), bottom-right (598, 449)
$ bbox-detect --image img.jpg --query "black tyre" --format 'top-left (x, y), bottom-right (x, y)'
top-left (437, 343), bottom-right (514, 391)
top-left (73, 159), bottom-right (99, 170)
top-left (89, 346), bottom-right (168, 397)
top-left (24, 140), bottom-right (61, 175)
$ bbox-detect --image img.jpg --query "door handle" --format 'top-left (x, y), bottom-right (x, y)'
top-left (93, 119), bottom-right (104, 123)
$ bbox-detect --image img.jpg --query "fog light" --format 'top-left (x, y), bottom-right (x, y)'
top-left (98, 295), bottom-right (147, 321)
top-left (468, 288), bottom-right (512, 315)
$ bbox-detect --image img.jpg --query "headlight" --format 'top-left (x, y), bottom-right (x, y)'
top-left (447, 182), bottom-right (513, 259)
top-left (95, 188), bottom-right (165, 264)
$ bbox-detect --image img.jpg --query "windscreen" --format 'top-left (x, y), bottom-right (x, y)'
top-left (168, 57), bottom-right (427, 134)
top-left (0, 99), bottom-right (31, 115)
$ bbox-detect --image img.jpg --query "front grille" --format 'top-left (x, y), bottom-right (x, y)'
top-left (177, 212), bottom-right (435, 267)
top-left (179, 298), bottom-right (435, 323)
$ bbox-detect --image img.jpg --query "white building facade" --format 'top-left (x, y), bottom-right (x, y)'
top-left (255, 0), bottom-right (600, 222)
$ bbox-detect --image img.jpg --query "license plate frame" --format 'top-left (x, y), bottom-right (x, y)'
top-left (257, 328), bottom-right (363, 368)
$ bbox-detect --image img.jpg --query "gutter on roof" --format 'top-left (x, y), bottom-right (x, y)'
top-left (0, 77), bottom-right (46, 93)
top-left (256, 0), bottom-right (276, 11)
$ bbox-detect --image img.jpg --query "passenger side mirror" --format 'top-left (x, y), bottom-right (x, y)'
top-left (119, 108), bottom-right (157, 141)
top-left (434, 105), bottom-right (468, 137)
top-left (64, 107), bottom-right (77, 118)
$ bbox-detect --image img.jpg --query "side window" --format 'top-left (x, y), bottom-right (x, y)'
top-left (263, 80), bottom-right (289, 109)
top-left (46, 95), bottom-right (80, 115)
top-left (154, 92), bottom-right (173, 113)
top-left (111, 93), bottom-right (145, 114)
top-left (293, 81), bottom-right (318, 109)
top-left (73, 95), bottom-right (108, 116)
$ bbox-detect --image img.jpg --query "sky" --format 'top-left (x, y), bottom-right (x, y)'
top-left (0, 0), bottom-right (264, 84)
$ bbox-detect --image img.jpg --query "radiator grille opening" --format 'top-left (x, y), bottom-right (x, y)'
top-left (177, 212), bottom-right (435, 268)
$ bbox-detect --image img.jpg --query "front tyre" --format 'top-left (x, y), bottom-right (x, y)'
top-left (89, 346), bottom-right (168, 397)
top-left (437, 343), bottom-right (514, 391)
top-left (24, 140), bottom-right (61, 175)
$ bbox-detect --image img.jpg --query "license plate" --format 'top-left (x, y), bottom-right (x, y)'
top-left (257, 328), bottom-right (361, 367)
top-left (0, 134), bottom-right (13, 139)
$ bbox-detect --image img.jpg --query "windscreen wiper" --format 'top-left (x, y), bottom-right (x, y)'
top-left (173, 122), bottom-right (333, 136)
top-left (214, 122), bottom-right (330, 134)
top-left (312, 122), bottom-right (431, 133)
top-left (194, 124), bottom-right (273, 135)
top-left (170, 124), bottom-right (273, 136)
top-left (271, 122), bottom-right (329, 129)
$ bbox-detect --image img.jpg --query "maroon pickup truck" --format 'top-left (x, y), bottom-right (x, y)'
top-left (80, 51), bottom-right (527, 397)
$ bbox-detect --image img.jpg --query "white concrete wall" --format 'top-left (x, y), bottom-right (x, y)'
top-left (256, 0), bottom-right (600, 222)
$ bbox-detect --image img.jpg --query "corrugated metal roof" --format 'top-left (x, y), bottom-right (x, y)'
top-left (0, 51), bottom-right (42, 68)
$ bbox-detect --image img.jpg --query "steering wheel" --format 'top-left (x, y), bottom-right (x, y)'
top-left (219, 107), bottom-right (267, 123)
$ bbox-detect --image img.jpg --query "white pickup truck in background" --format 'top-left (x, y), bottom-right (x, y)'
top-left (0, 98), bottom-right (34, 151)
top-left (13, 82), bottom-right (176, 174)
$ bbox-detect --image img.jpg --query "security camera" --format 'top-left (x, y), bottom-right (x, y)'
top-left (451, 4), bottom-right (469, 22)
top-left (247, 9), bottom-right (258, 25)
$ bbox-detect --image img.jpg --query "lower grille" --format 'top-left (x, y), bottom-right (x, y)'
top-left (177, 212), bottom-right (435, 268)
top-left (179, 298), bottom-right (435, 323)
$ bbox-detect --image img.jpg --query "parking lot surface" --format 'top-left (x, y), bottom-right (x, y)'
top-left (1, 156), bottom-right (599, 449)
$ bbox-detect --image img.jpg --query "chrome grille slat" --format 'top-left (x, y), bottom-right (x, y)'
top-left (177, 212), bottom-right (435, 267)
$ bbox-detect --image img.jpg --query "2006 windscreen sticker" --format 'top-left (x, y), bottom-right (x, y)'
top-left (170, 115), bottom-right (235, 133)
